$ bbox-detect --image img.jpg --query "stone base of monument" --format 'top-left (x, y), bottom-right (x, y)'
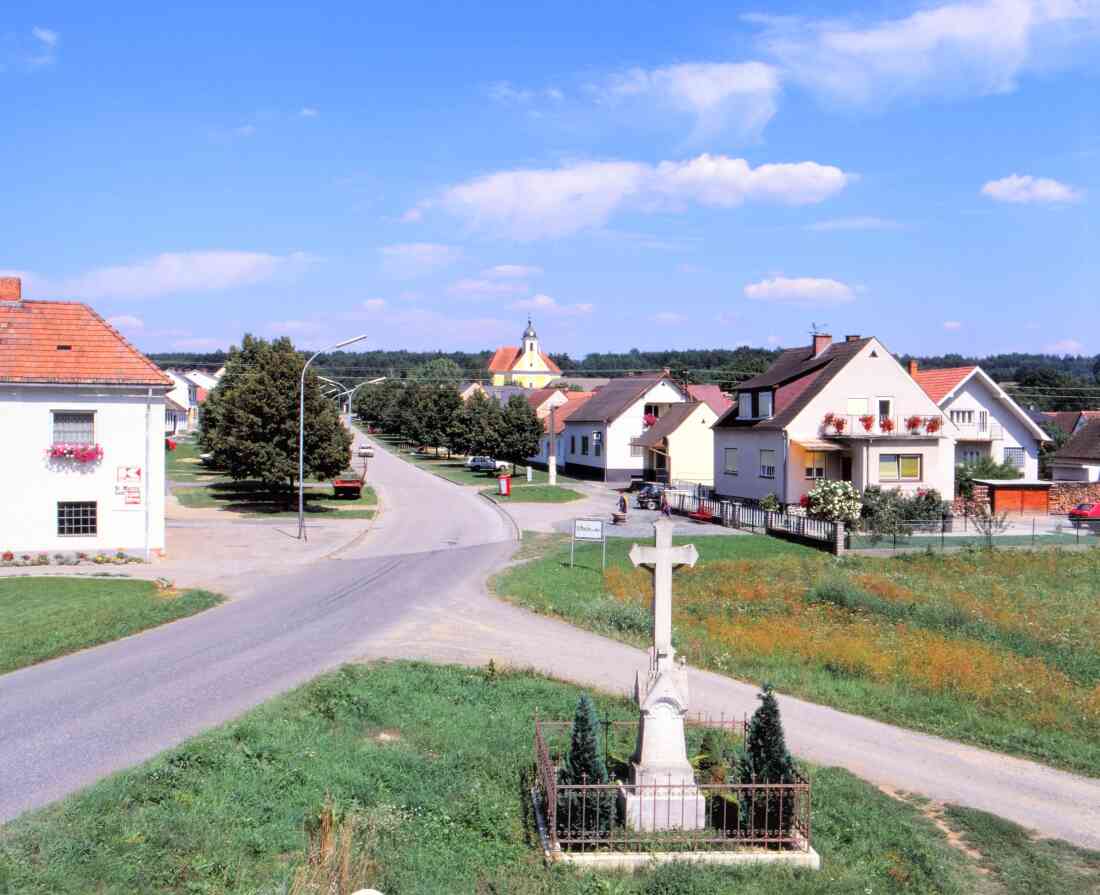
top-left (620, 786), bottom-right (707, 832)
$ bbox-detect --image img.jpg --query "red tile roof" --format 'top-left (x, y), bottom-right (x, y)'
top-left (912, 366), bottom-right (976, 403)
top-left (487, 346), bottom-right (562, 375)
top-left (0, 299), bottom-right (171, 386)
top-left (544, 391), bottom-right (594, 434)
top-left (686, 384), bottom-right (733, 415)
top-left (526, 387), bottom-right (563, 411)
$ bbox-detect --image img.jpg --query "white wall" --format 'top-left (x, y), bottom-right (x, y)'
top-left (606, 380), bottom-right (688, 475)
top-left (0, 386), bottom-right (166, 554)
top-left (712, 428), bottom-right (787, 501)
top-left (941, 375), bottom-right (1041, 478)
top-left (561, 421), bottom-right (607, 472)
top-left (666, 404), bottom-right (717, 486)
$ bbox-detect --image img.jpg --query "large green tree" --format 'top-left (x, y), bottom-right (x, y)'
top-left (201, 336), bottom-right (351, 493)
top-left (498, 395), bottom-right (544, 472)
top-left (411, 357), bottom-right (464, 387)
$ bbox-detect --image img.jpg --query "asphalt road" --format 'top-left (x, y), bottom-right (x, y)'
top-left (0, 438), bottom-right (513, 821)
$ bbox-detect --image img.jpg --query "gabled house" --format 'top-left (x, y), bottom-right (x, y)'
top-left (165, 396), bottom-right (189, 435)
top-left (686, 384), bottom-right (733, 417)
top-left (487, 318), bottom-right (561, 388)
top-left (527, 391), bottom-right (594, 468)
top-left (1035, 410), bottom-right (1100, 438)
top-left (909, 362), bottom-right (1050, 478)
top-left (1050, 420), bottom-right (1100, 482)
top-left (165, 369), bottom-right (199, 430)
top-left (712, 334), bottom-right (957, 506)
top-left (560, 373), bottom-right (690, 483)
top-left (526, 387), bottom-right (568, 419)
top-left (632, 401), bottom-right (719, 487)
top-left (0, 277), bottom-right (170, 555)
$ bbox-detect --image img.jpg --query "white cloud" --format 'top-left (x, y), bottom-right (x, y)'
top-left (440, 154), bottom-right (850, 239)
top-left (300, 107), bottom-right (319, 118)
top-left (651, 311), bottom-right (687, 324)
top-left (268, 320), bottom-right (323, 335)
top-left (378, 242), bottom-right (463, 278)
top-left (488, 82), bottom-right (564, 104)
top-left (981, 174), bottom-right (1081, 203)
top-left (1045, 338), bottom-right (1085, 354)
top-left (744, 276), bottom-right (856, 305)
top-left (400, 207), bottom-right (424, 223)
top-left (599, 61), bottom-right (781, 142)
top-left (58, 251), bottom-right (312, 300)
top-left (751, 0), bottom-right (1100, 105)
top-left (32, 27), bottom-right (58, 47)
top-left (512, 293), bottom-right (593, 316)
top-left (449, 278), bottom-right (529, 298)
top-left (362, 298), bottom-right (386, 310)
top-left (484, 264), bottom-right (543, 279)
top-left (106, 314), bottom-right (144, 331)
top-left (807, 216), bottom-right (901, 231)
top-left (943, 320), bottom-right (962, 330)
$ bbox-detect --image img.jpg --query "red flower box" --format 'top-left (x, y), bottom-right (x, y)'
top-left (859, 414), bottom-right (875, 432)
top-left (822, 412), bottom-right (836, 428)
top-left (925, 417), bottom-right (942, 434)
top-left (905, 415), bottom-right (923, 433)
top-left (643, 413), bottom-right (658, 428)
top-left (47, 443), bottom-right (104, 463)
top-left (880, 417), bottom-right (895, 433)
top-left (831, 417), bottom-right (848, 434)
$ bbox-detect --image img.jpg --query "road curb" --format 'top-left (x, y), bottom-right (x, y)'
top-left (479, 490), bottom-right (522, 542)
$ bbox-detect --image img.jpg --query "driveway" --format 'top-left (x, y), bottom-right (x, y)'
top-left (2, 431), bottom-right (1099, 852)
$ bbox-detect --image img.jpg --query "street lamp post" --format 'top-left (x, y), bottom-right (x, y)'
top-left (299, 334), bottom-right (367, 540)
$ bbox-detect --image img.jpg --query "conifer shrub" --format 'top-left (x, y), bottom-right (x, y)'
top-left (737, 684), bottom-right (797, 841)
top-left (557, 694), bottom-right (617, 839)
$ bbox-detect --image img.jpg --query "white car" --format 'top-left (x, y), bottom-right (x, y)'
top-left (466, 456), bottom-right (508, 472)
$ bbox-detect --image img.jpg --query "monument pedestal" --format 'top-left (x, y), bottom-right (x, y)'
top-left (621, 762), bottom-right (707, 831)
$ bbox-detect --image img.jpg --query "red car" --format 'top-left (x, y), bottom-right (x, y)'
top-left (1068, 502), bottom-right (1100, 527)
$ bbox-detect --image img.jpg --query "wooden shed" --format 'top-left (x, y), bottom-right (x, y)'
top-left (976, 478), bottom-right (1052, 515)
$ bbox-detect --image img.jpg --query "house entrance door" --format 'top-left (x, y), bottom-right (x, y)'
top-left (841, 456), bottom-right (853, 481)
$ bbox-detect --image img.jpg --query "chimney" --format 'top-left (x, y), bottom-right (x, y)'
top-left (845, 334), bottom-right (861, 342)
top-left (0, 277), bottom-right (21, 303)
top-left (812, 333), bottom-right (832, 356)
top-left (908, 359), bottom-right (919, 377)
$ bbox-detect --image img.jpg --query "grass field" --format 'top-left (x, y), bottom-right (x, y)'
top-left (5, 661), bottom-right (1093, 894)
top-left (174, 481), bottom-right (377, 518)
top-left (0, 578), bottom-right (222, 674)
top-left (493, 533), bottom-right (1100, 777)
top-left (165, 439), bottom-right (227, 484)
top-left (481, 484), bottom-right (586, 503)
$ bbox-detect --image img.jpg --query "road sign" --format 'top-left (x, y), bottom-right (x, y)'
top-left (571, 517), bottom-right (607, 568)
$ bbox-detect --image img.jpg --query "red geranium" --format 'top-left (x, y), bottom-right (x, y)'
top-left (859, 414), bottom-right (875, 432)
top-left (925, 417), bottom-right (942, 434)
top-left (880, 417), bottom-right (895, 433)
top-left (166, 438), bottom-right (178, 451)
top-left (47, 443), bottom-right (104, 463)
top-left (832, 417), bottom-right (848, 434)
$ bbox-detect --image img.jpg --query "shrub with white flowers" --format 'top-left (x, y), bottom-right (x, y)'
top-left (806, 480), bottom-right (862, 524)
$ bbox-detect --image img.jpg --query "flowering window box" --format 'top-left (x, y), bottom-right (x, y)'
top-left (47, 443), bottom-right (104, 463)
top-left (925, 417), bottom-right (942, 434)
top-left (904, 415), bottom-right (923, 434)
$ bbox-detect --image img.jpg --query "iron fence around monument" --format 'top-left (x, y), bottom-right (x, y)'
top-left (532, 717), bottom-right (812, 855)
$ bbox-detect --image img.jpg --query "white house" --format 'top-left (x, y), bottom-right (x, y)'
top-left (712, 334), bottom-right (959, 506)
top-left (165, 369), bottom-right (198, 431)
top-left (184, 369), bottom-right (219, 393)
top-left (909, 362), bottom-right (1049, 479)
top-left (0, 277), bottom-right (170, 555)
top-left (1050, 420), bottom-right (1100, 482)
top-left (527, 391), bottom-right (595, 469)
top-left (559, 373), bottom-right (690, 483)
top-left (632, 401), bottom-right (719, 487)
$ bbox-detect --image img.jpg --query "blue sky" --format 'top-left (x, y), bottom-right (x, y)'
top-left (3, 1), bottom-right (1098, 358)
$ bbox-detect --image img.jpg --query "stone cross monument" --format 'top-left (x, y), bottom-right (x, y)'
top-left (621, 517), bottom-right (705, 831)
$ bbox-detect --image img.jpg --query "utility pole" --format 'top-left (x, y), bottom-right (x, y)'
top-left (548, 404), bottom-right (558, 485)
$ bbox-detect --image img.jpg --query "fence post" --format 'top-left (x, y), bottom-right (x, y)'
top-left (941, 514), bottom-right (946, 552)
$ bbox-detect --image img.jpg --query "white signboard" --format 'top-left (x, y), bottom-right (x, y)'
top-left (117, 465), bottom-right (143, 483)
top-left (114, 484), bottom-right (143, 508)
top-left (574, 518), bottom-right (604, 541)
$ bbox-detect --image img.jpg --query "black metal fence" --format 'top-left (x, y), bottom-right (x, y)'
top-left (534, 718), bottom-right (812, 854)
top-left (669, 492), bottom-right (839, 547)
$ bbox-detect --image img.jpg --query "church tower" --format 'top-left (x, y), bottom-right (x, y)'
top-left (522, 317), bottom-right (539, 356)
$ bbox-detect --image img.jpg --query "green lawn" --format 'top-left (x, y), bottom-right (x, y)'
top-left (164, 438), bottom-right (227, 484)
top-left (493, 533), bottom-right (1100, 777)
top-left (481, 484), bottom-right (586, 503)
top-left (0, 578), bottom-right (222, 674)
top-left (174, 481), bottom-right (377, 518)
top-left (6, 660), bottom-right (1089, 894)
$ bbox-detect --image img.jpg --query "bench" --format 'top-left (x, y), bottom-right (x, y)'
top-left (611, 512), bottom-right (628, 525)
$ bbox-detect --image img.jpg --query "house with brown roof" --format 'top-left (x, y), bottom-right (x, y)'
top-left (526, 391), bottom-right (594, 469)
top-left (487, 318), bottom-right (561, 388)
top-left (525, 387), bottom-right (568, 419)
top-left (1050, 419), bottom-right (1100, 482)
top-left (908, 362), bottom-right (1049, 478)
top-left (632, 401), bottom-right (720, 487)
top-left (0, 277), bottom-right (171, 555)
top-left (712, 334), bottom-right (958, 506)
top-left (558, 373), bottom-right (690, 483)
top-left (686, 383), bottom-right (733, 416)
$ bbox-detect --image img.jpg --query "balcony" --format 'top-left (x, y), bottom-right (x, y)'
top-left (952, 420), bottom-right (1004, 441)
top-left (820, 413), bottom-right (945, 440)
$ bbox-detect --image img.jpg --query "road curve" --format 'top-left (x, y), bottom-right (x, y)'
top-left (0, 434), bottom-right (512, 822)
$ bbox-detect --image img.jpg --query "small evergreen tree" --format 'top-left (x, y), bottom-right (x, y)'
top-left (558, 694), bottom-right (615, 839)
top-left (738, 684), bottom-right (796, 838)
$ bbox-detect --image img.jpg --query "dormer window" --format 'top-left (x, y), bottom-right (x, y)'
top-left (738, 392), bottom-right (752, 419)
top-left (738, 390), bottom-right (773, 420)
top-left (758, 391), bottom-right (773, 419)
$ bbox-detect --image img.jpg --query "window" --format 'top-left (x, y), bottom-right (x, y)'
top-left (631, 443), bottom-right (644, 457)
top-left (758, 391), bottom-right (773, 419)
top-left (570, 435), bottom-right (576, 454)
top-left (644, 403), bottom-right (660, 419)
top-left (847, 397), bottom-right (870, 416)
top-left (581, 436), bottom-right (589, 456)
top-left (1004, 447), bottom-right (1025, 469)
top-left (759, 449), bottom-right (776, 479)
top-left (52, 411), bottom-right (94, 444)
top-left (594, 442), bottom-right (602, 458)
top-left (879, 453), bottom-right (922, 481)
top-left (57, 501), bottom-right (97, 537)
top-left (978, 410), bottom-right (989, 433)
top-left (804, 451), bottom-right (826, 479)
top-left (877, 398), bottom-right (893, 422)
top-left (738, 392), bottom-right (752, 419)
top-left (950, 410), bottom-right (974, 425)
top-left (724, 447), bottom-right (738, 475)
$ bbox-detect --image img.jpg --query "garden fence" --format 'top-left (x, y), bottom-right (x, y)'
top-left (533, 717), bottom-right (812, 854)
top-left (848, 516), bottom-right (1100, 552)
top-left (669, 493), bottom-right (838, 547)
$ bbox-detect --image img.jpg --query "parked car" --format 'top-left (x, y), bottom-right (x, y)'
top-left (1068, 502), bottom-right (1100, 528)
top-left (635, 483), bottom-right (668, 510)
top-left (332, 468), bottom-right (365, 499)
top-left (466, 456), bottom-right (509, 472)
